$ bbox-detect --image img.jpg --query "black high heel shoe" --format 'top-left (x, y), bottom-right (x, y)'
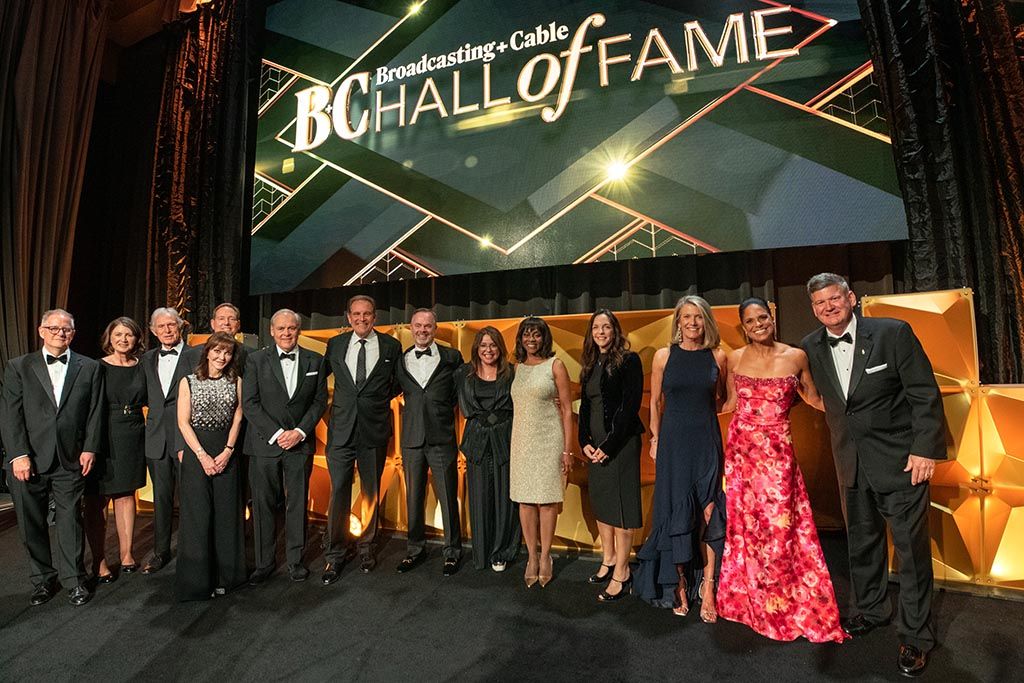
top-left (588, 564), bottom-right (614, 584)
top-left (597, 573), bottom-right (632, 602)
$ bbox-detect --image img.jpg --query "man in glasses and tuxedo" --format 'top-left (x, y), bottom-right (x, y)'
top-left (1, 309), bottom-right (104, 606)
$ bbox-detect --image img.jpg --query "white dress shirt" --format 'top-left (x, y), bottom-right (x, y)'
top-left (43, 349), bottom-right (70, 405)
top-left (269, 346), bottom-right (306, 446)
top-left (405, 342), bottom-right (440, 388)
top-left (828, 315), bottom-right (857, 398)
top-left (344, 330), bottom-right (379, 381)
top-left (277, 345), bottom-right (299, 398)
top-left (158, 340), bottom-right (185, 397)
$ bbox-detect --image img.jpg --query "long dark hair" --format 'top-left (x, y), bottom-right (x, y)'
top-left (470, 326), bottom-right (511, 377)
top-left (514, 316), bottom-right (554, 362)
top-left (100, 316), bottom-right (146, 360)
top-left (195, 332), bottom-right (239, 381)
top-left (581, 309), bottom-right (629, 382)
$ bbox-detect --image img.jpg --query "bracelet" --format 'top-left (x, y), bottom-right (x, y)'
top-left (196, 449), bottom-right (207, 456)
top-left (225, 445), bottom-right (235, 451)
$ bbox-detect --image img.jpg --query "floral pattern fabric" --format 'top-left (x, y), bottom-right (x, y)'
top-left (717, 374), bottom-right (848, 643)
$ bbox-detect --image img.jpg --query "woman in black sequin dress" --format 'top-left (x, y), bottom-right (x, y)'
top-left (175, 332), bottom-right (246, 600)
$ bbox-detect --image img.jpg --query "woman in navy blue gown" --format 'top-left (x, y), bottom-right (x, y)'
top-left (635, 295), bottom-right (727, 622)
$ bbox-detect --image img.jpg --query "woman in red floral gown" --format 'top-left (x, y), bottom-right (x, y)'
top-left (717, 297), bottom-right (847, 643)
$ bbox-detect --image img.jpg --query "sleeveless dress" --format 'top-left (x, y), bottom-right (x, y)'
top-left (175, 374), bottom-right (246, 601)
top-left (635, 347), bottom-right (726, 607)
top-left (509, 357), bottom-right (564, 504)
top-left (90, 361), bottom-right (147, 495)
top-left (717, 374), bottom-right (847, 643)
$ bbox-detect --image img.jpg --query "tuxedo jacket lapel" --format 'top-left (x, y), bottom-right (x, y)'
top-left (846, 323), bottom-right (874, 401)
top-left (29, 354), bottom-right (58, 409)
top-left (812, 330), bottom-right (847, 405)
top-left (57, 353), bottom-right (84, 411)
top-left (269, 352), bottom-right (288, 396)
top-left (335, 335), bottom-right (357, 390)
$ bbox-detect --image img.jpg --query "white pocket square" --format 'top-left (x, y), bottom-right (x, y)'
top-left (865, 364), bottom-right (888, 374)
top-left (305, 371), bottom-right (318, 376)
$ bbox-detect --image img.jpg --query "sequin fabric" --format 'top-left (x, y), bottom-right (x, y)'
top-left (186, 374), bottom-right (237, 431)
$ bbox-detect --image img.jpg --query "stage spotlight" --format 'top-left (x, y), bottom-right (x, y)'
top-left (606, 161), bottom-right (629, 181)
top-left (409, 2), bottom-right (423, 14)
top-left (480, 237), bottom-right (492, 248)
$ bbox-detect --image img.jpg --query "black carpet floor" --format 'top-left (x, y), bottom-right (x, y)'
top-left (1, 515), bottom-right (1021, 682)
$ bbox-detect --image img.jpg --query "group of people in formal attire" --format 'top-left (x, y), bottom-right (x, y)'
top-left (1, 273), bottom-right (945, 677)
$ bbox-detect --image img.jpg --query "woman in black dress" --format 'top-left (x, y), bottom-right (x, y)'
top-left (84, 317), bottom-right (148, 582)
top-left (578, 309), bottom-right (644, 601)
top-left (458, 326), bottom-right (520, 572)
top-left (175, 332), bottom-right (246, 600)
top-left (635, 295), bottom-right (728, 622)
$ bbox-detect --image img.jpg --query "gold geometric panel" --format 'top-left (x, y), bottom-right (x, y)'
top-left (861, 288), bottom-right (978, 385)
top-left (865, 289), bottom-right (1024, 594)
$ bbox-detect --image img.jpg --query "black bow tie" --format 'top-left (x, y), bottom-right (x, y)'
top-left (279, 352), bottom-right (295, 361)
top-left (828, 332), bottom-right (853, 347)
top-left (159, 348), bottom-right (179, 357)
top-left (46, 354), bottom-right (68, 365)
top-left (415, 348), bottom-right (432, 359)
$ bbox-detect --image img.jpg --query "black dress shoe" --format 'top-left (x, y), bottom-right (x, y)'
top-left (588, 564), bottom-right (614, 584)
top-left (121, 563), bottom-right (139, 574)
top-left (321, 563), bottom-right (341, 585)
top-left (30, 581), bottom-right (58, 606)
top-left (598, 574), bottom-right (633, 602)
top-left (842, 614), bottom-right (891, 637)
top-left (68, 585), bottom-right (92, 606)
top-left (96, 572), bottom-right (117, 584)
top-left (288, 564), bottom-right (310, 582)
top-left (898, 644), bottom-right (927, 677)
top-left (359, 554), bottom-right (376, 573)
top-left (395, 554), bottom-right (425, 574)
top-left (141, 553), bottom-right (170, 575)
top-left (248, 566), bottom-right (274, 586)
top-left (442, 558), bottom-right (460, 577)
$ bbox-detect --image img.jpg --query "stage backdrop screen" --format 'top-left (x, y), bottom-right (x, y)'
top-left (251, 0), bottom-right (906, 294)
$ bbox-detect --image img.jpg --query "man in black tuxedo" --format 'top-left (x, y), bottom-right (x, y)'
top-left (319, 294), bottom-right (401, 583)
top-left (1, 309), bottom-right (103, 606)
top-left (242, 309), bottom-right (327, 584)
top-left (800, 273), bottom-right (945, 677)
top-left (394, 309), bottom-right (464, 576)
top-left (140, 307), bottom-right (194, 574)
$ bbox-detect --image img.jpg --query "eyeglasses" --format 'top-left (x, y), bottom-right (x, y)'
top-left (41, 326), bottom-right (74, 335)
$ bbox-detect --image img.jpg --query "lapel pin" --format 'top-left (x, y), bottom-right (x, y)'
top-left (861, 349), bottom-right (865, 355)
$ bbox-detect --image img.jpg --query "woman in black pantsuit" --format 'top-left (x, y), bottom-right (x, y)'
top-left (458, 326), bottom-right (521, 572)
top-left (84, 317), bottom-right (148, 582)
top-left (175, 332), bottom-right (246, 601)
top-left (578, 309), bottom-right (644, 602)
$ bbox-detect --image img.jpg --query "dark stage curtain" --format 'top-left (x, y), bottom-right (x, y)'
top-left (147, 0), bottom-right (258, 330)
top-left (0, 0), bottom-right (110, 371)
top-left (859, 0), bottom-right (1024, 383)
top-left (261, 242), bottom-right (900, 348)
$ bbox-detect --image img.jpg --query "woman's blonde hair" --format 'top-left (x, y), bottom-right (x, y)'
top-left (670, 295), bottom-right (720, 349)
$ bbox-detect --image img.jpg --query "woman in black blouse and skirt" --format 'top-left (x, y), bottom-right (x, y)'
top-left (84, 317), bottom-right (148, 582)
top-left (175, 332), bottom-right (246, 600)
top-left (458, 327), bottom-right (521, 572)
top-left (578, 309), bottom-right (645, 601)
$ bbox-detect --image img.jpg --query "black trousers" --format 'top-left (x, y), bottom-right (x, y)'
top-left (175, 430), bottom-right (246, 601)
top-left (147, 451), bottom-right (179, 558)
top-left (466, 447), bottom-right (519, 570)
top-left (10, 462), bottom-right (86, 587)
top-left (404, 443), bottom-right (462, 560)
top-left (325, 443), bottom-right (388, 562)
top-left (249, 452), bottom-right (313, 569)
top-left (844, 471), bottom-right (935, 651)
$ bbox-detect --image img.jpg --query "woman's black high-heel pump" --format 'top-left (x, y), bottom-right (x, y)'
top-left (588, 564), bottom-right (614, 584)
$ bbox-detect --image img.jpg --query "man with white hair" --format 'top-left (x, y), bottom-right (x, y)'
top-left (1, 309), bottom-right (104, 606)
top-left (140, 307), bottom-right (194, 574)
top-left (242, 309), bottom-right (327, 583)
